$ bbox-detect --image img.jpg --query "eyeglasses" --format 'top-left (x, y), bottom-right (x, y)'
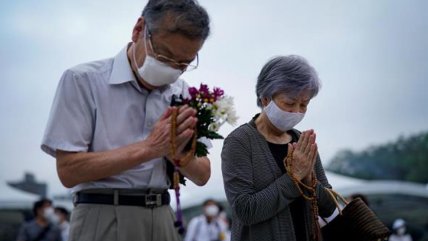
top-left (146, 29), bottom-right (199, 72)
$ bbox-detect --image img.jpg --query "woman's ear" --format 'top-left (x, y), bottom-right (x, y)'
top-left (261, 97), bottom-right (270, 107)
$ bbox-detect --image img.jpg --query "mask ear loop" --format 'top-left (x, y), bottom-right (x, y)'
top-left (131, 42), bottom-right (139, 73)
top-left (131, 25), bottom-right (151, 71)
top-left (143, 25), bottom-right (151, 56)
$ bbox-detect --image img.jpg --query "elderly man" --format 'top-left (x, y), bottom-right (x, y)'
top-left (41, 0), bottom-right (211, 240)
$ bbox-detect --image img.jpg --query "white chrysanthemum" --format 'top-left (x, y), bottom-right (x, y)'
top-left (204, 103), bottom-right (213, 110)
top-left (208, 122), bottom-right (220, 132)
top-left (226, 108), bottom-right (238, 125)
top-left (213, 96), bottom-right (238, 126)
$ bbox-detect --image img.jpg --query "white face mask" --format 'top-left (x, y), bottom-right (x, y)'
top-left (43, 207), bottom-right (59, 224)
top-left (264, 100), bottom-right (305, 131)
top-left (204, 205), bottom-right (219, 217)
top-left (132, 29), bottom-right (183, 87)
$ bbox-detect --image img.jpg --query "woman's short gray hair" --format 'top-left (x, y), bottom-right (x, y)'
top-left (256, 55), bottom-right (321, 108)
top-left (142, 0), bottom-right (210, 40)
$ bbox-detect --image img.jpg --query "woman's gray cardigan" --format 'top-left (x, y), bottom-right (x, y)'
top-left (221, 120), bottom-right (336, 241)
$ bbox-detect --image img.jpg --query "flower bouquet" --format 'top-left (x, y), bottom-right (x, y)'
top-left (169, 83), bottom-right (237, 234)
top-left (172, 83), bottom-right (238, 156)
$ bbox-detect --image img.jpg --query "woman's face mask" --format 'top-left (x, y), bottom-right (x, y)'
top-left (263, 100), bottom-right (305, 131)
top-left (132, 28), bottom-right (183, 87)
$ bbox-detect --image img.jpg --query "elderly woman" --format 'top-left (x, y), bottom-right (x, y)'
top-left (221, 55), bottom-right (336, 241)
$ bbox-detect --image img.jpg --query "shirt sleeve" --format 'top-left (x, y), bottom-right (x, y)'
top-left (314, 155), bottom-right (337, 217)
top-left (41, 69), bottom-right (95, 157)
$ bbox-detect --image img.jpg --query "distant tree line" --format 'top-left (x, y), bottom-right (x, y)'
top-left (327, 131), bottom-right (428, 184)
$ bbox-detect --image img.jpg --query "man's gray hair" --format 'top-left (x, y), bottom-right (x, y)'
top-left (142, 0), bottom-right (210, 40)
top-left (256, 55), bottom-right (321, 108)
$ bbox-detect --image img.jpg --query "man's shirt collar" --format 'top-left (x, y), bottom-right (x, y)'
top-left (109, 43), bottom-right (137, 85)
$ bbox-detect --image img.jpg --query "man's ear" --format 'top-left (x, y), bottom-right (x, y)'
top-left (131, 17), bottom-right (145, 42)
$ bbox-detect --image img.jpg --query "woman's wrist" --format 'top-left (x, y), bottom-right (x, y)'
top-left (302, 173), bottom-right (313, 184)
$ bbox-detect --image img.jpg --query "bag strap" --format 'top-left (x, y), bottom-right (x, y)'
top-left (324, 188), bottom-right (349, 215)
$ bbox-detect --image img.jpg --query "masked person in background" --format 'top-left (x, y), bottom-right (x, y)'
top-left (41, 0), bottom-right (211, 240)
top-left (389, 219), bottom-right (413, 241)
top-left (54, 207), bottom-right (70, 241)
top-left (17, 198), bottom-right (62, 241)
top-left (184, 199), bottom-right (228, 241)
top-left (221, 56), bottom-right (337, 241)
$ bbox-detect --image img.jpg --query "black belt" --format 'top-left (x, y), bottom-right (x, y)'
top-left (75, 191), bottom-right (170, 208)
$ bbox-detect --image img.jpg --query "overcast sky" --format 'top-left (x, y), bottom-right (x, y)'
top-left (1, 0), bottom-right (427, 196)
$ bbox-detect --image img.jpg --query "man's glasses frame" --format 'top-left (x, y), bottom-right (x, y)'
top-left (146, 28), bottom-right (199, 72)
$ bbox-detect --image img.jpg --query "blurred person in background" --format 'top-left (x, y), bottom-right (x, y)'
top-left (389, 218), bottom-right (413, 241)
top-left (221, 55), bottom-right (336, 241)
top-left (54, 207), bottom-right (70, 241)
top-left (217, 202), bottom-right (231, 240)
top-left (17, 198), bottom-right (62, 241)
top-left (185, 199), bottom-right (228, 241)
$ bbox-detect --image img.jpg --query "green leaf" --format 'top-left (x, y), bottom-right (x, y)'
top-left (206, 131), bottom-right (223, 140)
top-left (195, 141), bottom-right (209, 157)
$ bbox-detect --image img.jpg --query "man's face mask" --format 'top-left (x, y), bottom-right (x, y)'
top-left (132, 28), bottom-right (183, 87)
top-left (43, 207), bottom-right (60, 224)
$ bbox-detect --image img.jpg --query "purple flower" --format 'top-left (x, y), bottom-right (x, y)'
top-left (188, 87), bottom-right (198, 99)
top-left (199, 84), bottom-right (210, 97)
top-left (213, 87), bottom-right (224, 100)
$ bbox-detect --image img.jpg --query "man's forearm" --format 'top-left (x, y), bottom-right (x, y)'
top-left (56, 139), bottom-right (159, 188)
top-left (179, 156), bottom-right (211, 186)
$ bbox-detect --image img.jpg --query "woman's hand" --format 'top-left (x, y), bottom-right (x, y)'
top-left (284, 129), bottom-right (318, 183)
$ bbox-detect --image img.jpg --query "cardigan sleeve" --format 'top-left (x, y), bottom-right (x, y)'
top-left (221, 131), bottom-right (302, 226)
top-left (288, 128), bottom-right (336, 217)
top-left (314, 155), bottom-right (337, 217)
